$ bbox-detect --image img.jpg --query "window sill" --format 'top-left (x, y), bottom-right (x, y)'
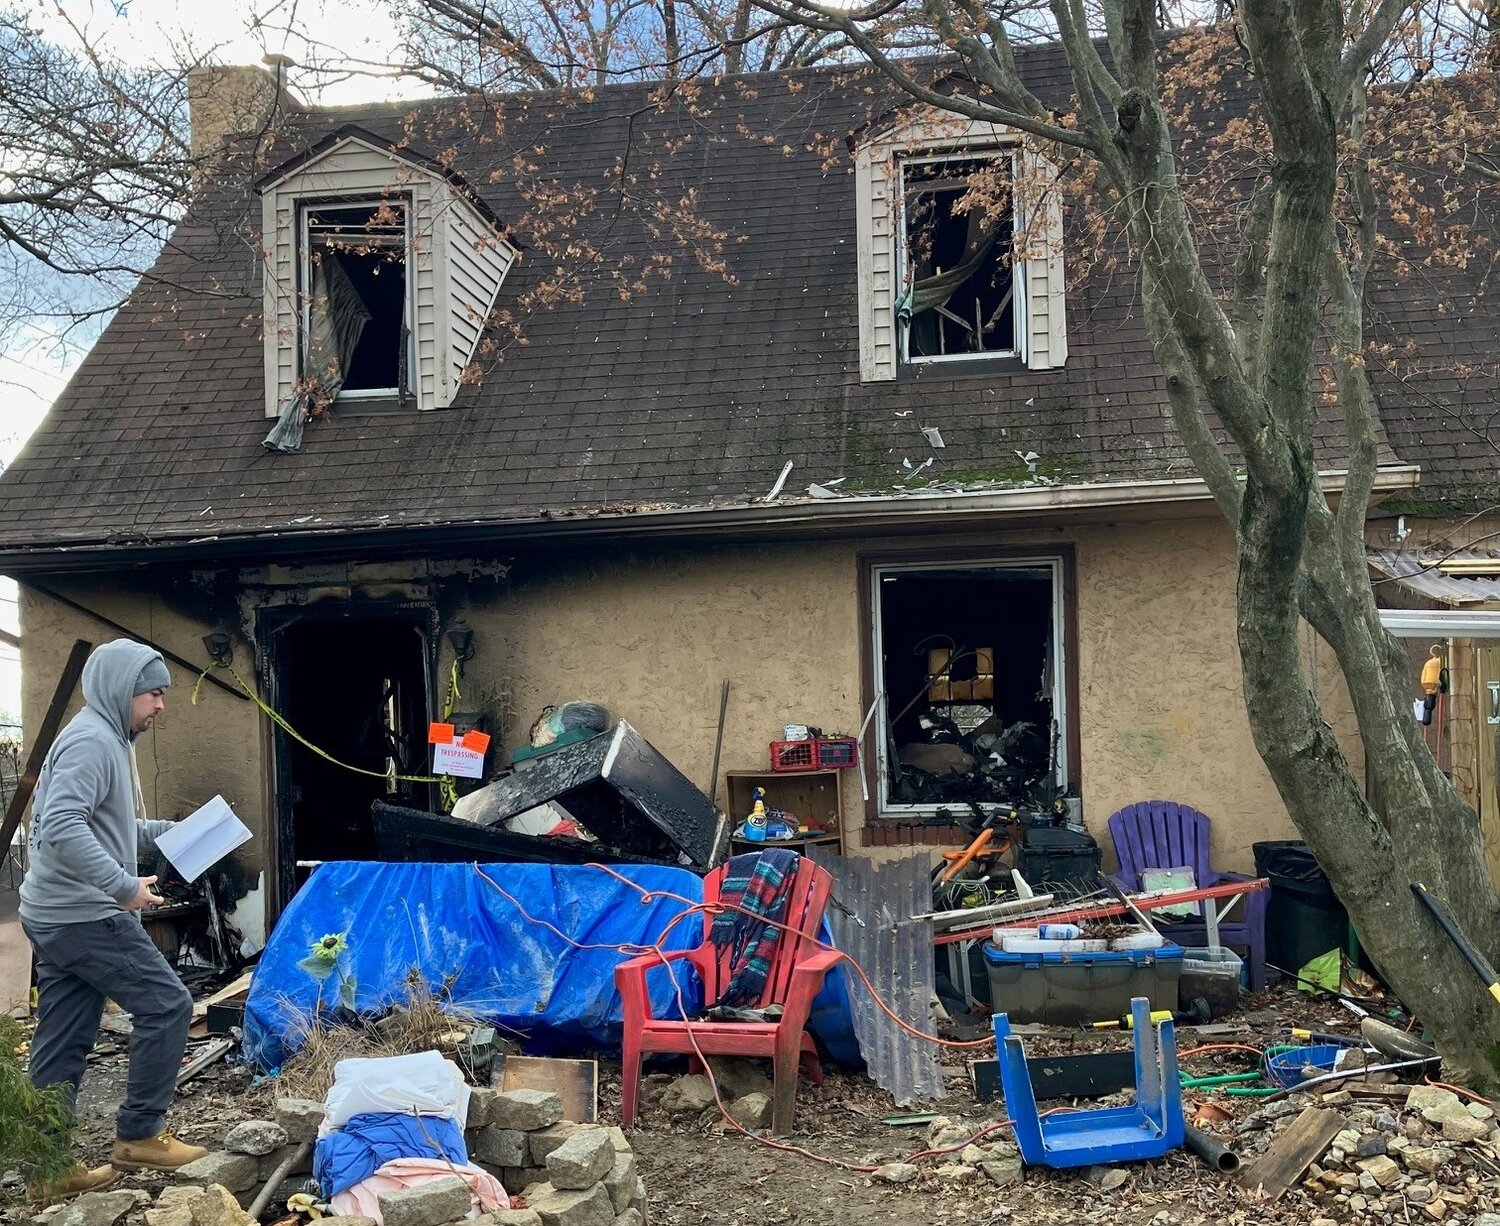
top-left (897, 355), bottom-right (1028, 383)
top-left (332, 396), bottom-right (419, 416)
top-left (859, 819), bottom-right (966, 848)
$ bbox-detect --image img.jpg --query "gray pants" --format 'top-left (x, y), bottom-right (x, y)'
top-left (23, 913), bottom-right (193, 1142)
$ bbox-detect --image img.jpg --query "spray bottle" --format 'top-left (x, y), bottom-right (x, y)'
top-left (741, 787), bottom-right (768, 842)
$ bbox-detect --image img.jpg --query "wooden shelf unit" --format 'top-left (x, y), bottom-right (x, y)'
top-left (724, 768), bottom-right (847, 856)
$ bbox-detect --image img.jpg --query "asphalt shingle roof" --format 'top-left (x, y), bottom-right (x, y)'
top-left (0, 49), bottom-right (1483, 557)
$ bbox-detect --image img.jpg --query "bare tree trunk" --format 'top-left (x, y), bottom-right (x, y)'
top-left (744, 0), bottom-right (1500, 1074)
top-left (726, 0), bottom-right (753, 73)
top-left (662, 0), bottom-right (682, 79)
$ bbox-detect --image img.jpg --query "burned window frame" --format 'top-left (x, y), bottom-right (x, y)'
top-left (896, 148), bottom-right (1023, 367)
top-left (297, 195), bottom-right (415, 409)
top-left (863, 549), bottom-right (1078, 820)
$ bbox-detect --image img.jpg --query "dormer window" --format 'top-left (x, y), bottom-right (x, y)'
top-left (259, 127), bottom-right (519, 448)
top-left (301, 199), bottom-right (412, 407)
top-left (854, 115), bottom-right (1067, 381)
top-left (898, 154), bottom-right (1019, 364)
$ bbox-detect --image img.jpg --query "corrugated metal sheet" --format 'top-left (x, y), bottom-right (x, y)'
top-left (810, 848), bottom-right (944, 1106)
top-left (1370, 548), bottom-right (1500, 605)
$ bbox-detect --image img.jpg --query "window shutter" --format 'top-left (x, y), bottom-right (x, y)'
top-left (856, 147), bottom-right (898, 383)
top-left (1019, 145), bottom-right (1067, 370)
top-left (436, 191), bottom-right (517, 408)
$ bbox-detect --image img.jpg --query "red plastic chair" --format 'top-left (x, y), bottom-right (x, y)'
top-left (614, 855), bottom-right (841, 1136)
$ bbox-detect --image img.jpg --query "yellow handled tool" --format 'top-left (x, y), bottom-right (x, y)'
top-left (1088, 1009), bottom-right (1173, 1031)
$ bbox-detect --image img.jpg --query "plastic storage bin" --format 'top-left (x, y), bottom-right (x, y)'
top-left (1178, 945), bottom-right (1243, 1018)
top-left (983, 942), bottom-right (1184, 1027)
top-left (1263, 1044), bottom-right (1345, 1088)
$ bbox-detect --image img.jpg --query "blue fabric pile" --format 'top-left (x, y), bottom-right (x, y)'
top-left (314, 1113), bottom-right (469, 1198)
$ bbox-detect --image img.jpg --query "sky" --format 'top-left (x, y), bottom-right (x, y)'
top-left (0, 0), bottom-right (433, 732)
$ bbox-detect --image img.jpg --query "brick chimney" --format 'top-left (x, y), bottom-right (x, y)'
top-left (186, 62), bottom-right (301, 159)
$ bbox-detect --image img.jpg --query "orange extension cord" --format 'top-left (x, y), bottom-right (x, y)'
top-left (469, 861), bottom-right (1164, 1171)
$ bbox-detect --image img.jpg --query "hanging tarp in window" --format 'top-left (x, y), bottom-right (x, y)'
top-left (898, 156), bottom-right (1017, 362)
top-left (305, 201), bottom-right (408, 394)
top-left (263, 199), bottom-right (409, 452)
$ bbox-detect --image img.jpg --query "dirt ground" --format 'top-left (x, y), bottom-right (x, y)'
top-left (0, 986), bottom-right (1432, 1226)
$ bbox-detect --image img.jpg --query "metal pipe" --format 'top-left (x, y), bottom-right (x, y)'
top-left (1262, 1056), bottom-right (1440, 1101)
top-left (706, 678), bottom-right (730, 804)
top-left (1184, 1123), bottom-right (1240, 1174)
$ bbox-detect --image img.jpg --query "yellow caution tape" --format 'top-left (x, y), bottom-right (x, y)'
top-left (191, 661), bottom-right (446, 786)
top-left (438, 659), bottom-right (461, 812)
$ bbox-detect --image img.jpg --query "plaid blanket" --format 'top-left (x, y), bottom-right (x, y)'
top-left (708, 848), bottom-right (801, 1009)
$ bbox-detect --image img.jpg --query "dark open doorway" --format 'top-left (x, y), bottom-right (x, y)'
top-left (263, 607), bottom-right (434, 910)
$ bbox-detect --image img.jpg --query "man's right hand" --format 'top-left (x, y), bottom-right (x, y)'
top-left (123, 875), bottom-right (164, 911)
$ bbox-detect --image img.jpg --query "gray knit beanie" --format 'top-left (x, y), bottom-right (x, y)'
top-left (133, 657), bottom-right (172, 695)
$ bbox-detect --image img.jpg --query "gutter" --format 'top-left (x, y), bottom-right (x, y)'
top-left (0, 464), bottom-right (1421, 576)
top-left (1380, 609), bottom-right (1500, 638)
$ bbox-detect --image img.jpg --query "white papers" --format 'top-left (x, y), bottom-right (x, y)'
top-left (154, 794), bottom-right (252, 883)
top-left (433, 741), bottom-right (485, 779)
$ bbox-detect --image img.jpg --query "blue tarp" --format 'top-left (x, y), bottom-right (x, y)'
top-left (243, 861), bottom-right (861, 1071)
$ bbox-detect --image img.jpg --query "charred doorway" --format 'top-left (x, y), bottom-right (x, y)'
top-left (263, 607), bottom-right (434, 910)
top-left (871, 556), bottom-right (1072, 813)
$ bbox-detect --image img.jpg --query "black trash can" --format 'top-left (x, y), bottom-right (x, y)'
top-left (1253, 840), bottom-right (1349, 978)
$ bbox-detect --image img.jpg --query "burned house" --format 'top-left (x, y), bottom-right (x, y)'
top-left (0, 52), bottom-right (1489, 949)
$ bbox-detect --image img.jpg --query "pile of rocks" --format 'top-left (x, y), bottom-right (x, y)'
top-left (36, 1185), bottom-right (254, 1226)
top-left (869, 1116), bottom-right (1023, 1189)
top-left (161, 1090), bottom-right (644, 1226)
top-left (1243, 1082), bottom-right (1500, 1221)
top-left (172, 1100), bottom-right (322, 1199)
top-left (463, 1088), bottom-right (645, 1226)
top-left (645, 1062), bottom-right (773, 1130)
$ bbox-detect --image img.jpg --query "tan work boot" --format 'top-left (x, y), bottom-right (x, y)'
top-left (27, 1163), bottom-right (119, 1202)
top-left (111, 1133), bottom-right (208, 1172)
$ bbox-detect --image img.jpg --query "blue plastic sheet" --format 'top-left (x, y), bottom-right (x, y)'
top-left (243, 861), bottom-right (860, 1071)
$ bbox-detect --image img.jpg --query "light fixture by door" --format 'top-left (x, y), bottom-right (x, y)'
top-left (202, 630), bottom-right (234, 667)
top-left (446, 618), bottom-right (476, 675)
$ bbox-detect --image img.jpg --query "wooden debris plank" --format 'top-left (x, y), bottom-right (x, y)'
top-left (176, 1037), bottom-right (234, 1087)
top-left (1344, 1083), bottom-right (1412, 1101)
top-left (1237, 1105), bottom-right (1347, 1201)
top-left (496, 1055), bottom-right (598, 1123)
top-left (192, 971), bottom-right (255, 1020)
top-left (0, 639), bottom-right (90, 855)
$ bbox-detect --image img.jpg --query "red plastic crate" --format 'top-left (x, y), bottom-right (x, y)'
top-left (768, 737), bottom-right (860, 771)
top-left (769, 739), bottom-right (818, 772)
top-left (815, 737), bottom-right (859, 769)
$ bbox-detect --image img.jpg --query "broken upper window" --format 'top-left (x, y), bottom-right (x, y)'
top-left (898, 154), bottom-right (1018, 364)
top-left (301, 200), bottom-right (411, 405)
top-left (853, 116), bottom-right (1067, 381)
top-left (260, 129), bottom-right (521, 436)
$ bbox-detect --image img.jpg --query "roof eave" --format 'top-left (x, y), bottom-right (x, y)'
top-left (0, 464), bottom-right (1422, 576)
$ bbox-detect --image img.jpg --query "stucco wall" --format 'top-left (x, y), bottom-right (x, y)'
top-left (15, 510), bottom-right (1360, 940)
top-left (17, 580), bottom-right (268, 943)
top-left (456, 515), bottom-right (1327, 872)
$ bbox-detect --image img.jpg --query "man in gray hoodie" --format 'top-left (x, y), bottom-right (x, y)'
top-left (20, 639), bottom-right (208, 1198)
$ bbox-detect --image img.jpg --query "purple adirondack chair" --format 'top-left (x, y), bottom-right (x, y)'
top-left (1106, 800), bottom-right (1267, 992)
